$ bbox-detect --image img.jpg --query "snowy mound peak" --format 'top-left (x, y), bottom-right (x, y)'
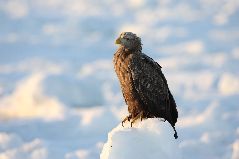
top-left (100, 119), bottom-right (181, 159)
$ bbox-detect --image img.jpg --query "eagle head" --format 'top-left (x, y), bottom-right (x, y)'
top-left (115, 32), bottom-right (142, 51)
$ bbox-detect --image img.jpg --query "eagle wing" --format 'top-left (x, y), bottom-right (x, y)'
top-left (129, 53), bottom-right (177, 125)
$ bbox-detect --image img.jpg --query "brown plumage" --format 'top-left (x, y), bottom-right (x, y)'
top-left (113, 32), bottom-right (178, 139)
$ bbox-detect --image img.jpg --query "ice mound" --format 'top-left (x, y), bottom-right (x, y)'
top-left (0, 73), bottom-right (65, 121)
top-left (100, 118), bottom-right (181, 159)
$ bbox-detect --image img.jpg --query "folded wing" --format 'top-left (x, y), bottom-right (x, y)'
top-left (129, 53), bottom-right (178, 126)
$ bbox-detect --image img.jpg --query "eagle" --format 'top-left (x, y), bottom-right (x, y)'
top-left (113, 32), bottom-right (178, 139)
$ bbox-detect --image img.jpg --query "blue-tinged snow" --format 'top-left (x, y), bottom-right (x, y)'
top-left (100, 119), bottom-right (181, 159)
top-left (0, 0), bottom-right (239, 159)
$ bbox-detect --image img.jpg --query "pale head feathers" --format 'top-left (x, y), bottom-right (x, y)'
top-left (115, 32), bottom-right (142, 51)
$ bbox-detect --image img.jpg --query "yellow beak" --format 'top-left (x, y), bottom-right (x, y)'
top-left (115, 37), bottom-right (121, 44)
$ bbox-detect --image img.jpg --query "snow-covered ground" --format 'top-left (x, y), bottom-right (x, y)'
top-left (0, 0), bottom-right (239, 159)
top-left (101, 119), bottom-right (181, 159)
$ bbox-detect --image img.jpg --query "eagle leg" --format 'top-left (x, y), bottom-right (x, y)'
top-left (130, 112), bottom-right (143, 127)
top-left (140, 112), bottom-right (145, 121)
top-left (122, 115), bottom-right (132, 127)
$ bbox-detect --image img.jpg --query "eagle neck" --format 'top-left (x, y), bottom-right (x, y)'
top-left (119, 45), bottom-right (142, 55)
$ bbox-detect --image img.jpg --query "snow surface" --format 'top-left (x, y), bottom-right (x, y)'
top-left (0, 0), bottom-right (239, 159)
top-left (100, 119), bottom-right (181, 159)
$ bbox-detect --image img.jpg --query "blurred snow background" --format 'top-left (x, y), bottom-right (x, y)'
top-left (0, 0), bottom-right (238, 158)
